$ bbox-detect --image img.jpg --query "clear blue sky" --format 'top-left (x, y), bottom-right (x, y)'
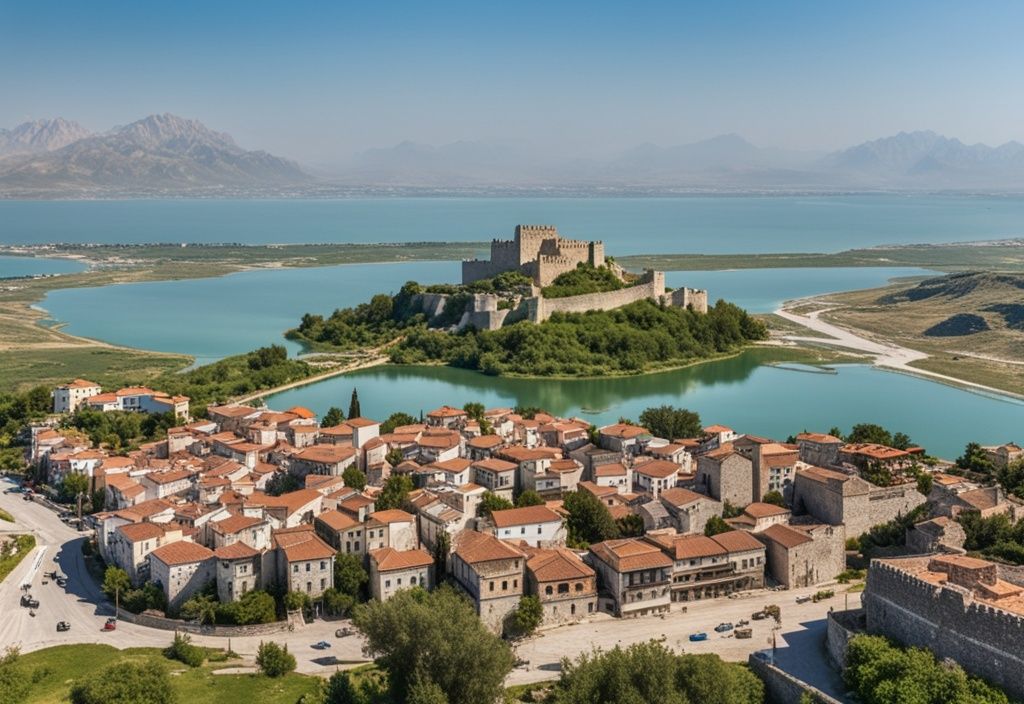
top-left (2, 0), bottom-right (1022, 162)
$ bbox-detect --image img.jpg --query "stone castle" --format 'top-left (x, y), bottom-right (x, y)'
top-left (463, 224), bottom-right (609, 287)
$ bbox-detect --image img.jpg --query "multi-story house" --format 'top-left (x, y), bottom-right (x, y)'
top-left (632, 459), bottom-right (681, 498)
top-left (53, 379), bottom-right (102, 413)
top-left (587, 537), bottom-right (672, 618)
top-left (471, 458), bottom-right (518, 500)
top-left (148, 541), bottom-right (215, 611)
top-left (272, 525), bottom-right (336, 598)
top-left (490, 505), bottom-right (565, 547)
top-left (315, 509), bottom-right (365, 555)
top-left (214, 542), bottom-right (262, 603)
top-left (522, 546), bottom-right (597, 625)
top-left (451, 530), bottom-right (526, 633)
top-left (644, 530), bottom-right (765, 604)
top-left (368, 547), bottom-right (435, 601)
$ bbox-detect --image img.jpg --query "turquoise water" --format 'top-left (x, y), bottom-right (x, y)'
top-left (39, 264), bottom-right (932, 362)
top-left (264, 358), bottom-right (1024, 461)
top-left (3, 196), bottom-right (1024, 252)
top-left (39, 261), bottom-right (459, 366)
top-left (0, 255), bottom-right (86, 278)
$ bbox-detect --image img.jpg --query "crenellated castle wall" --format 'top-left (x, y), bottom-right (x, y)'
top-left (863, 559), bottom-right (1024, 700)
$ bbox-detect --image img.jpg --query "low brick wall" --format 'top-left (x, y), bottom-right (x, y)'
top-left (747, 655), bottom-right (845, 704)
top-left (116, 608), bottom-right (294, 637)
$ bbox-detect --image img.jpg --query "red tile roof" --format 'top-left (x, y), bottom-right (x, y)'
top-left (150, 540), bottom-right (214, 566)
top-left (490, 505), bottom-right (562, 528)
top-left (370, 547), bottom-right (433, 571)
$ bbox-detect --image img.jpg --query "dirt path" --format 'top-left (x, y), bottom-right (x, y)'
top-left (232, 338), bottom-right (404, 404)
top-left (775, 305), bottom-right (1024, 399)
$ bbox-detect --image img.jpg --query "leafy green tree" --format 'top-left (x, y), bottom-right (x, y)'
top-left (462, 402), bottom-right (485, 422)
top-left (916, 472), bottom-right (933, 496)
top-left (180, 593), bottom-right (218, 624)
top-left (256, 641), bottom-right (296, 678)
top-left (322, 588), bottom-right (356, 617)
top-left (343, 465), bottom-right (367, 491)
top-left (218, 589), bottom-right (277, 625)
top-left (957, 442), bottom-right (996, 474)
top-left (0, 646), bottom-right (31, 704)
top-left (352, 586), bottom-right (513, 704)
top-left (722, 501), bottom-right (743, 519)
top-left (61, 472), bottom-right (89, 502)
top-left (478, 491), bottom-right (514, 517)
top-left (381, 412), bottom-right (418, 434)
top-left (761, 490), bottom-right (786, 507)
top-left (69, 660), bottom-right (174, 704)
top-left (283, 591), bottom-right (311, 613)
top-left (407, 676), bottom-right (449, 704)
top-left (638, 405), bottom-right (703, 440)
top-left (998, 458), bottom-right (1024, 498)
top-left (550, 641), bottom-right (762, 704)
top-left (508, 595), bottom-right (544, 638)
top-left (562, 490), bottom-right (618, 548)
top-left (704, 515), bottom-right (734, 536)
top-left (844, 635), bottom-right (1009, 704)
top-left (322, 407), bottom-right (345, 427)
top-left (845, 423), bottom-right (910, 448)
top-left (615, 513), bottom-right (645, 538)
top-left (385, 448), bottom-right (405, 467)
top-left (376, 474), bottom-right (413, 511)
top-left (515, 490), bottom-right (544, 508)
top-left (433, 530), bottom-right (450, 579)
top-left (248, 344), bottom-right (289, 370)
top-left (348, 389), bottom-right (361, 419)
top-left (335, 552), bottom-right (369, 598)
top-left (266, 471), bottom-right (301, 496)
top-left (102, 566), bottom-right (131, 602)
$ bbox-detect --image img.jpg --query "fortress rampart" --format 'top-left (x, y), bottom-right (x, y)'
top-left (862, 558), bottom-right (1024, 700)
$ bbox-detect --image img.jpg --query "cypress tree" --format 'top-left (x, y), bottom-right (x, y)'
top-left (348, 388), bottom-right (361, 419)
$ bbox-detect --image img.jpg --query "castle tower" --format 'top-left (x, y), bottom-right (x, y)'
top-left (515, 224), bottom-right (559, 266)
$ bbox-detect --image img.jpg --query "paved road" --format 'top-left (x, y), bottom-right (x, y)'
top-left (1, 475), bottom-right (858, 694)
top-left (508, 585), bottom-right (861, 694)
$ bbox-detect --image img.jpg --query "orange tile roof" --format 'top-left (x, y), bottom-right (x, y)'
top-left (346, 417), bottom-right (379, 428)
top-left (62, 378), bottom-right (100, 389)
top-left (316, 509), bottom-right (361, 531)
top-left (590, 538), bottom-right (672, 572)
top-left (150, 540), bottom-right (214, 566)
top-left (453, 530), bottom-right (524, 564)
top-left (650, 533), bottom-right (726, 560)
top-left (760, 523), bottom-right (813, 549)
top-left (659, 487), bottom-right (708, 507)
top-left (467, 435), bottom-right (504, 449)
top-left (273, 527), bottom-right (336, 561)
top-left (286, 406), bottom-right (316, 419)
top-left (593, 463), bottom-right (627, 477)
top-left (472, 458), bottom-right (518, 473)
top-left (294, 445), bottom-right (356, 464)
top-left (370, 547), bottom-right (433, 571)
top-left (212, 514), bottom-right (263, 534)
top-left (633, 459), bottom-right (681, 479)
top-left (369, 509), bottom-right (415, 524)
top-left (430, 457), bottom-right (473, 472)
top-left (254, 488), bottom-right (322, 515)
top-left (711, 529), bottom-right (765, 553)
top-left (427, 406), bottom-right (467, 418)
top-left (600, 424), bottom-right (650, 439)
top-left (798, 466), bottom-right (852, 483)
top-left (490, 505), bottom-right (562, 528)
top-left (497, 446), bottom-right (563, 462)
top-left (117, 522), bottom-right (165, 542)
top-left (743, 502), bottom-right (790, 518)
top-left (525, 547), bottom-right (594, 582)
top-left (704, 424), bottom-right (733, 433)
top-left (208, 404), bottom-right (260, 418)
top-left (796, 432), bottom-right (843, 444)
top-left (841, 443), bottom-right (910, 461)
top-left (214, 542), bottom-right (260, 560)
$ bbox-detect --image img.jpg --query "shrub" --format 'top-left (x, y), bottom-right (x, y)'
top-left (164, 633), bottom-right (204, 668)
top-left (255, 641), bottom-right (296, 678)
top-left (69, 660), bottom-right (174, 704)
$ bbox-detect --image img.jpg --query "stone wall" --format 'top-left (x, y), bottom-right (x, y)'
top-left (116, 607), bottom-right (294, 636)
top-left (863, 559), bottom-right (1024, 701)
top-left (825, 608), bottom-right (865, 670)
top-left (531, 272), bottom-right (666, 323)
top-left (668, 287), bottom-right (709, 314)
top-left (747, 654), bottom-right (845, 704)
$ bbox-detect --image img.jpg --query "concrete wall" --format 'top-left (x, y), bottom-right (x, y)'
top-left (747, 655), bottom-right (845, 704)
top-left (863, 560), bottom-right (1024, 701)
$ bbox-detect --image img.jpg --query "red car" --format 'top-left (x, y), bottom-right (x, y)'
top-left (103, 618), bottom-right (117, 631)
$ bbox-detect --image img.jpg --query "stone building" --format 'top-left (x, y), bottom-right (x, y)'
top-left (863, 555), bottom-right (1024, 702)
top-left (795, 433), bottom-right (844, 468)
top-left (656, 487), bottom-right (723, 535)
top-left (490, 505), bottom-right (566, 547)
top-left (757, 523), bottom-right (845, 588)
top-left (587, 537), bottom-right (672, 617)
top-left (725, 502), bottom-right (791, 533)
top-left (695, 445), bottom-right (754, 507)
top-left (451, 530), bottom-right (526, 633)
top-left (905, 516), bottom-right (966, 553)
top-left (983, 442), bottom-right (1023, 470)
top-left (522, 546), bottom-right (598, 625)
top-left (790, 465), bottom-right (925, 538)
top-left (272, 525), bottom-right (336, 598)
top-left (462, 224), bottom-right (607, 287)
top-left (368, 547), bottom-right (435, 601)
top-left (214, 542), bottom-right (262, 603)
top-left (148, 541), bottom-right (216, 611)
top-left (644, 530), bottom-right (765, 603)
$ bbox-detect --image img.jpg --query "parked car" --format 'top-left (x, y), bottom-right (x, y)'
top-left (688, 632), bottom-right (708, 642)
top-left (56, 621), bottom-right (71, 632)
top-left (45, 570), bottom-right (58, 580)
top-left (735, 628), bottom-right (753, 639)
top-left (335, 628), bottom-right (352, 638)
top-left (56, 577), bottom-right (68, 588)
top-left (795, 595), bottom-right (812, 604)
top-left (312, 640), bottom-right (331, 650)
top-left (22, 493), bottom-right (32, 501)
top-left (714, 622), bottom-right (734, 633)
top-left (103, 617), bottom-right (117, 631)
top-left (20, 594), bottom-right (39, 609)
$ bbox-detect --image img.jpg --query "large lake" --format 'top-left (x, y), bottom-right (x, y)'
top-left (265, 357), bottom-right (1024, 460)
top-left (0, 255), bottom-right (86, 278)
top-left (4, 195), bottom-right (1024, 252)
top-left (38, 263), bottom-right (934, 364)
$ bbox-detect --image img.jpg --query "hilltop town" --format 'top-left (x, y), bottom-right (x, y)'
top-left (3, 376), bottom-right (1023, 702)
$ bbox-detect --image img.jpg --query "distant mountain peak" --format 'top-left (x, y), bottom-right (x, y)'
top-left (0, 117), bottom-right (92, 156)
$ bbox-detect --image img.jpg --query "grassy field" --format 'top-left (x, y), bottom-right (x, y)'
top-left (619, 241), bottom-right (1024, 272)
top-left (0, 534), bottom-right (36, 584)
top-left (13, 644), bottom-right (322, 704)
top-left (814, 272), bottom-right (1024, 394)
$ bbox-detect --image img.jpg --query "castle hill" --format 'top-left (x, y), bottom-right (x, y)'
top-left (287, 224), bottom-right (764, 379)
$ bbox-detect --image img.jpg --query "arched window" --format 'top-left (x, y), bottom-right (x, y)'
top-left (575, 582), bottom-right (584, 592)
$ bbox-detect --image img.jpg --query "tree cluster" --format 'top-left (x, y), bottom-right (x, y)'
top-left (540, 263), bottom-right (626, 299)
top-left (638, 405), bottom-right (702, 440)
top-left (549, 641), bottom-right (764, 704)
top-left (844, 635), bottom-right (1009, 704)
top-left (392, 298), bottom-right (767, 377)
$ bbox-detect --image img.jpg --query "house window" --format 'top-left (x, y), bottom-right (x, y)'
top-left (489, 581), bottom-right (494, 592)
top-left (306, 563), bottom-right (311, 572)
top-left (355, 542), bottom-right (360, 551)
top-left (502, 580), bottom-right (508, 590)
top-left (397, 577), bottom-right (402, 586)
top-left (292, 565), bottom-right (299, 574)
top-left (520, 527), bottom-right (526, 535)
top-left (545, 585), bottom-right (553, 595)
top-left (386, 579), bottom-right (391, 588)
top-left (306, 582), bottom-right (312, 593)
top-left (537, 526), bottom-right (542, 534)
top-left (575, 582), bottom-right (583, 592)
top-left (410, 576), bottom-right (417, 585)
top-left (321, 578), bottom-right (326, 590)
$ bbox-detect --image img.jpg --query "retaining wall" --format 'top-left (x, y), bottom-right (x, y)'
top-left (747, 654), bottom-right (845, 704)
top-left (116, 607), bottom-right (296, 637)
top-left (825, 608), bottom-right (865, 670)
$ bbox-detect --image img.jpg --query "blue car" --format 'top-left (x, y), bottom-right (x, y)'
top-left (688, 632), bottom-right (708, 642)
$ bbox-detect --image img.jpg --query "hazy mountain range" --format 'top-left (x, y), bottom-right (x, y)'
top-left (2, 114), bottom-right (1023, 196)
